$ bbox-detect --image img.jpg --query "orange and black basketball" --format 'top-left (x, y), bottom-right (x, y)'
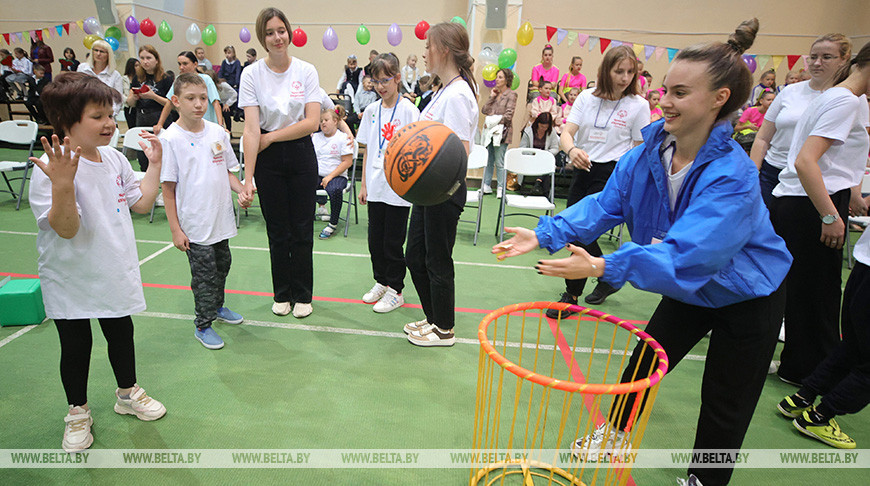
top-left (384, 120), bottom-right (468, 206)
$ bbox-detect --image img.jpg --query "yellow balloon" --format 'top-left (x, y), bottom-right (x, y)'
top-left (83, 34), bottom-right (100, 50)
top-left (482, 63), bottom-right (499, 82)
top-left (517, 21), bottom-right (534, 46)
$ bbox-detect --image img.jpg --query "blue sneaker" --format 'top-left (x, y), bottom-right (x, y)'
top-left (194, 326), bottom-right (224, 350)
top-left (216, 307), bottom-right (243, 325)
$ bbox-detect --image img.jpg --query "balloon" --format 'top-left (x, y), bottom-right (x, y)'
top-left (356, 24), bottom-right (370, 45)
top-left (743, 55), bottom-right (757, 73)
top-left (158, 20), bottom-right (173, 42)
top-left (125, 16), bottom-right (139, 35)
top-left (323, 27), bottom-right (338, 51)
top-left (106, 36), bottom-right (119, 51)
top-left (140, 18), bottom-right (156, 37)
top-left (239, 27), bottom-right (251, 43)
top-left (517, 21), bottom-right (534, 46)
top-left (83, 34), bottom-right (100, 50)
top-left (482, 63), bottom-right (499, 81)
top-left (104, 26), bottom-right (122, 40)
top-left (202, 24), bottom-right (217, 46)
top-left (387, 23), bottom-right (402, 47)
top-left (415, 21), bottom-right (429, 40)
top-left (291, 28), bottom-right (307, 47)
top-left (451, 16), bottom-right (467, 28)
top-left (83, 17), bottom-right (100, 36)
top-left (478, 47), bottom-right (498, 66)
top-left (511, 70), bottom-right (520, 90)
top-left (186, 23), bottom-right (201, 46)
top-left (484, 79), bottom-right (496, 88)
top-left (498, 48), bottom-right (517, 69)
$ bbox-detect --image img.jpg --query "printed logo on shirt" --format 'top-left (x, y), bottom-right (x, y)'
top-left (422, 110), bottom-right (435, 121)
top-left (382, 121), bottom-right (398, 142)
top-left (115, 175), bottom-right (123, 188)
top-left (290, 80), bottom-right (305, 100)
top-left (329, 143), bottom-right (340, 156)
top-left (612, 109), bottom-right (629, 128)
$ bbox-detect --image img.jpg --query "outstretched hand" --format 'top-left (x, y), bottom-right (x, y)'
top-left (492, 227), bottom-right (540, 260)
top-left (29, 135), bottom-right (81, 185)
top-left (535, 244), bottom-right (605, 280)
top-left (138, 131), bottom-right (163, 167)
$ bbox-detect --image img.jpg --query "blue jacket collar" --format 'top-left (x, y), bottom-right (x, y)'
top-left (640, 119), bottom-right (734, 169)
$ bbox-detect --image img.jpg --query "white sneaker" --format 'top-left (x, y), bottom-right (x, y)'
top-left (373, 287), bottom-right (404, 313)
top-left (272, 301), bottom-right (291, 316)
top-left (482, 185), bottom-right (493, 195)
top-left (292, 302), bottom-right (313, 318)
top-left (114, 385), bottom-right (166, 421)
top-left (362, 283), bottom-right (388, 303)
top-left (407, 323), bottom-right (455, 347)
top-left (769, 360), bottom-right (780, 374)
top-left (496, 187), bottom-right (503, 199)
top-left (676, 474), bottom-right (704, 486)
top-left (320, 215), bottom-right (331, 222)
top-left (403, 318), bottom-right (429, 335)
top-left (62, 406), bottom-right (93, 453)
top-left (571, 422), bottom-right (629, 461)
top-left (316, 205), bottom-right (329, 217)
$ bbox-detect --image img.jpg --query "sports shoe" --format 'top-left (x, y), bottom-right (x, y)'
top-left (676, 474), bottom-right (704, 486)
top-left (373, 287), bottom-right (403, 313)
top-left (316, 205), bottom-right (329, 217)
top-left (319, 224), bottom-right (336, 239)
top-left (482, 185), bottom-right (493, 195)
top-left (292, 302), bottom-right (313, 318)
top-left (571, 422), bottom-right (629, 461)
top-left (320, 215), bottom-right (331, 222)
top-left (114, 385), bottom-right (166, 421)
top-left (62, 406), bottom-right (93, 453)
top-left (216, 307), bottom-right (244, 325)
top-left (407, 323), bottom-right (455, 347)
top-left (272, 301), bottom-right (291, 316)
top-left (584, 281), bottom-right (618, 305)
top-left (362, 283), bottom-right (388, 304)
top-left (496, 187), bottom-right (503, 199)
top-left (778, 394), bottom-right (813, 419)
top-left (195, 326), bottom-right (225, 350)
top-left (793, 410), bottom-right (856, 449)
top-left (403, 318), bottom-right (429, 335)
top-left (546, 292), bottom-right (578, 319)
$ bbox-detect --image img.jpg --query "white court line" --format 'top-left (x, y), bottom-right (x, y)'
top-left (138, 311), bottom-right (707, 362)
top-left (138, 244), bottom-right (175, 266)
top-left (0, 325), bottom-right (38, 350)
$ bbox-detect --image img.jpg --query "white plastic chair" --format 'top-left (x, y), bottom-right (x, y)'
top-left (106, 127), bottom-right (120, 148)
top-left (122, 127), bottom-right (159, 222)
top-left (0, 120), bottom-right (39, 210)
top-left (315, 140), bottom-right (360, 237)
top-left (496, 148), bottom-right (556, 242)
top-left (459, 144), bottom-right (488, 245)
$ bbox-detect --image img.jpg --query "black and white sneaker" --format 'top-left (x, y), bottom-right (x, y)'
top-left (546, 292), bottom-right (578, 319)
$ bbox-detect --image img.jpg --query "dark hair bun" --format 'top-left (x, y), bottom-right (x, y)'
top-left (727, 18), bottom-right (759, 54)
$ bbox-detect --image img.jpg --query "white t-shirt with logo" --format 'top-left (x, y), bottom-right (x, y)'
top-left (763, 81), bottom-right (824, 169)
top-left (567, 89), bottom-right (650, 163)
top-left (357, 97), bottom-right (419, 207)
top-left (160, 120), bottom-right (239, 246)
top-left (29, 146), bottom-right (146, 319)
top-left (312, 130), bottom-right (353, 178)
top-left (419, 78), bottom-right (478, 143)
top-left (238, 58), bottom-right (321, 132)
top-left (773, 88), bottom-right (870, 197)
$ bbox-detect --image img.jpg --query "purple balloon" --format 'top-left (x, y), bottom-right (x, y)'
top-left (743, 55), bottom-right (757, 73)
top-left (387, 23), bottom-right (402, 47)
top-left (125, 16), bottom-right (140, 35)
top-left (323, 27), bottom-right (338, 51)
top-left (484, 79), bottom-right (497, 88)
top-left (239, 27), bottom-right (251, 43)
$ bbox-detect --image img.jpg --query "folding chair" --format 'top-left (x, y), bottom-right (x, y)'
top-left (845, 168), bottom-right (870, 269)
top-left (496, 148), bottom-right (556, 242)
top-left (459, 144), bottom-right (488, 245)
top-left (122, 127), bottom-right (159, 222)
top-left (0, 120), bottom-right (39, 210)
top-left (106, 127), bottom-right (120, 148)
top-left (315, 140), bottom-right (359, 237)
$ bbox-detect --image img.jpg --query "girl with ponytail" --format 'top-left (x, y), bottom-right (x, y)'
top-left (495, 19), bottom-right (792, 485)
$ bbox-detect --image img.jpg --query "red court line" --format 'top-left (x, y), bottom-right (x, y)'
top-left (1, 272), bottom-right (648, 325)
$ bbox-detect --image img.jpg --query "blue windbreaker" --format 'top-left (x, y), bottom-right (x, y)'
top-left (535, 119), bottom-right (792, 308)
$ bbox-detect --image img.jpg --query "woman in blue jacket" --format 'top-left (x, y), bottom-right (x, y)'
top-left (494, 19), bottom-right (791, 486)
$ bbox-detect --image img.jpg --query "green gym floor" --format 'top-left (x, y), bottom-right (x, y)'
top-left (0, 146), bottom-right (867, 485)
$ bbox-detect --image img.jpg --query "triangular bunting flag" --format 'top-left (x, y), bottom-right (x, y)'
top-left (644, 45), bottom-right (655, 60)
top-left (787, 55), bottom-right (800, 70)
top-left (756, 55), bottom-right (771, 70)
top-left (63, 23), bottom-right (70, 35)
top-left (16, 32), bottom-right (23, 43)
top-left (610, 40), bottom-right (621, 48)
top-left (654, 46), bottom-right (666, 60)
top-left (36, 29), bottom-right (43, 41)
top-left (577, 33), bottom-right (589, 47)
top-left (56, 25), bottom-right (63, 37)
top-left (588, 36), bottom-right (598, 52)
top-left (600, 38), bottom-right (611, 54)
top-left (546, 26), bottom-right (557, 42)
top-left (667, 48), bottom-right (678, 63)
top-left (2, 34), bottom-right (8, 45)
top-left (556, 28), bottom-right (568, 45)
top-left (772, 55), bottom-right (785, 70)
top-left (622, 42), bottom-right (633, 49)
top-left (566, 31), bottom-right (578, 46)
top-left (29, 30), bottom-right (37, 41)
top-left (632, 43), bottom-right (645, 59)
top-left (802, 55), bottom-right (810, 69)
top-left (43, 28), bottom-right (50, 39)
top-left (76, 20), bottom-right (84, 32)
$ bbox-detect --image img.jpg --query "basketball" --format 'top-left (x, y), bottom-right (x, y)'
top-left (383, 120), bottom-right (468, 206)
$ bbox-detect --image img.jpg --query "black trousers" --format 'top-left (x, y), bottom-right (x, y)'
top-left (609, 287), bottom-right (784, 486)
top-left (133, 109), bottom-right (162, 172)
top-left (770, 190), bottom-right (849, 383)
top-left (254, 135), bottom-right (318, 304)
top-left (564, 160), bottom-right (617, 296)
top-left (406, 200), bottom-right (462, 330)
top-left (54, 316), bottom-right (137, 407)
top-left (800, 262), bottom-right (870, 417)
top-left (367, 201), bottom-right (410, 292)
top-left (187, 240), bottom-right (232, 329)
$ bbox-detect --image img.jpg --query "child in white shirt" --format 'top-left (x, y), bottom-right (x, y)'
top-left (7, 47), bottom-right (33, 98)
top-left (217, 76), bottom-right (238, 131)
top-left (313, 107), bottom-right (354, 238)
top-left (401, 54), bottom-right (420, 95)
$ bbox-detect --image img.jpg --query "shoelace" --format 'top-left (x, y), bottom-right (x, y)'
top-left (66, 417), bottom-right (89, 432)
top-left (133, 391), bottom-right (153, 407)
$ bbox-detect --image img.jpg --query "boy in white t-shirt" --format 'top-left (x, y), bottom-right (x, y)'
top-left (159, 73), bottom-right (246, 350)
top-left (312, 107), bottom-right (354, 238)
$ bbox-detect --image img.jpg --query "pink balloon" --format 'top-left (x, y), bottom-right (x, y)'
top-left (239, 27), bottom-right (251, 43)
top-left (323, 27), bottom-right (338, 51)
top-left (125, 16), bottom-right (139, 35)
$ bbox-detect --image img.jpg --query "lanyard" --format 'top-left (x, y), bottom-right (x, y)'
top-left (378, 99), bottom-right (399, 153)
top-left (593, 96), bottom-right (621, 129)
top-left (421, 75), bottom-right (461, 119)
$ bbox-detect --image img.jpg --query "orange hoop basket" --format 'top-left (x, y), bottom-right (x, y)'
top-left (471, 302), bottom-right (669, 486)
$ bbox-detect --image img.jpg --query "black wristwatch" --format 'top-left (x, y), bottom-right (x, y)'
top-left (821, 213), bottom-right (839, 225)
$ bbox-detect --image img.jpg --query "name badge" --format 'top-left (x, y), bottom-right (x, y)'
top-left (210, 141), bottom-right (224, 156)
top-left (588, 128), bottom-right (608, 143)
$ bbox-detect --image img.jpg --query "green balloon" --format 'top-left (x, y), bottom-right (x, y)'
top-left (451, 16), bottom-right (467, 28)
top-left (511, 70), bottom-right (520, 90)
top-left (356, 24), bottom-right (370, 45)
top-left (202, 24), bottom-right (217, 46)
top-left (498, 48), bottom-right (517, 69)
top-left (158, 20), bottom-right (173, 43)
top-left (104, 26), bottom-right (122, 40)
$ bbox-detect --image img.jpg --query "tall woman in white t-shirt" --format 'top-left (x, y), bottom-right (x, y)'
top-left (751, 34), bottom-right (852, 209)
top-left (556, 45), bottom-right (650, 314)
top-left (404, 22), bottom-right (479, 347)
top-left (770, 41), bottom-right (870, 386)
top-left (238, 8), bottom-right (321, 319)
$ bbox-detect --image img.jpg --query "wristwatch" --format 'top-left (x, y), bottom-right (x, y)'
top-left (820, 213), bottom-right (839, 224)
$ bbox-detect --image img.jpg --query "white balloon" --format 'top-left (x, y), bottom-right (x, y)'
top-left (186, 23), bottom-right (202, 46)
top-left (479, 47), bottom-right (498, 66)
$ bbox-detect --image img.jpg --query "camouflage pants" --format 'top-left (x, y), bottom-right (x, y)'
top-left (187, 239), bottom-right (232, 329)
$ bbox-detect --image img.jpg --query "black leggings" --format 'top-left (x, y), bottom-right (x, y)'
top-left (54, 316), bottom-right (137, 407)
